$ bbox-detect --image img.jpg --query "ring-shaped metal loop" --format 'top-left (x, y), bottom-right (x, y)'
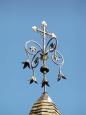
top-left (25, 40), bottom-right (42, 55)
top-left (51, 51), bottom-right (64, 66)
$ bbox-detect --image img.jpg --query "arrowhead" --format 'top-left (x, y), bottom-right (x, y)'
top-left (57, 71), bottom-right (66, 81)
top-left (28, 76), bottom-right (38, 85)
top-left (29, 79), bottom-right (34, 84)
top-left (42, 80), bottom-right (50, 87)
top-left (22, 61), bottom-right (30, 69)
top-left (57, 76), bottom-right (61, 81)
top-left (34, 81), bottom-right (38, 84)
top-left (62, 75), bottom-right (67, 80)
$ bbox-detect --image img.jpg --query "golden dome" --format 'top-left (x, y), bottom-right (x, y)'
top-left (29, 92), bottom-right (60, 115)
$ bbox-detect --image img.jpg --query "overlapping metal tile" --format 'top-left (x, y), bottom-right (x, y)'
top-left (29, 92), bottom-right (60, 115)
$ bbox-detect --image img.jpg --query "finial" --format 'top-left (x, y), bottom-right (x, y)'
top-left (22, 21), bottom-right (66, 93)
top-left (41, 21), bottom-right (47, 27)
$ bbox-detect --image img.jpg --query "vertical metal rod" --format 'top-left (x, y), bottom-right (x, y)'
top-left (43, 25), bottom-right (46, 93)
top-left (43, 25), bottom-right (46, 53)
top-left (43, 74), bottom-right (46, 93)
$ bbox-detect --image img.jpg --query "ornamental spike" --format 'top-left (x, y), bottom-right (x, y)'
top-left (28, 69), bottom-right (38, 84)
top-left (57, 66), bottom-right (66, 81)
top-left (22, 60), bottom-right (30, 69)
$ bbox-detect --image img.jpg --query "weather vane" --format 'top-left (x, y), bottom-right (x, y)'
top-left (22, 21), bottom-right (66, 93)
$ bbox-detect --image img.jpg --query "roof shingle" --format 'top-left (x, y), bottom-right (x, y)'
top-left (29, 92), bottom-right (60, 115)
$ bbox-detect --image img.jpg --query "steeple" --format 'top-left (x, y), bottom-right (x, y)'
top-left (29, 92), bottom-right (60, 115)
top-left (22, 21), bottom-right (66, 114)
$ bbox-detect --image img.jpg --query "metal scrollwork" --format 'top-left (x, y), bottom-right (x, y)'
top-left (52, 51), bottom-right (64, 66)
top-left (31, 50), bottom-right (41, 69)
top-left (45, 37), bottom-right (57, 53)
top-left (25, 40), bottom-right (42, 55)
top-left (22, 21), bottom-right (66, 93)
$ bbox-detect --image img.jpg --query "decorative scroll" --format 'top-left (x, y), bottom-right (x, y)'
top-left (31, 50), bottom-right (41, 69)
top-left (45, 38), bottom-right (57, 53)
top-left (52, 51), bottom-right (64, 66)
top-left (25, 40), bottom-right (42, 55)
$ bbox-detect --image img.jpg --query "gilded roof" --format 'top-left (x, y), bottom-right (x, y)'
top-left (29, 92), bottom-right (60, 115)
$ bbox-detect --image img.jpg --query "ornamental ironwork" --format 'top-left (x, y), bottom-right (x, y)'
top-left (22, 21), bottom-right (66, 93)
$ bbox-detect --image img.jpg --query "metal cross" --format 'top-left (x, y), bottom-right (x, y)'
top-left (32, 21), bottom-right (57, 93)
top-left (32, 21), bottom-right (56, 53)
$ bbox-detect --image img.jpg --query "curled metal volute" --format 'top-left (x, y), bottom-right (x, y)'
top-left (45, 37), bottom-right (57, 53)
top-left (31, 50), bottom-right (41, 69)
top-left (51, 51), bottom-right (64, 66)
top-left (25, 40), bottom-right (43, 55)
